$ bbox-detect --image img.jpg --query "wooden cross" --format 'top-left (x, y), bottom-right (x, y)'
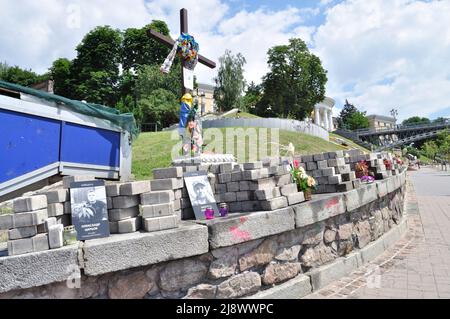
top-left (147, 8), bottom-right (216, 95)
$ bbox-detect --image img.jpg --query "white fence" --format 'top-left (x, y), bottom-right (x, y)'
top-left (202, 118), bottom-right (329, 141)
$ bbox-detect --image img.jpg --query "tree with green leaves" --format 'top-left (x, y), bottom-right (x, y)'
top-left (134, 64), bottom-right (181, 128)
top-left (213, 50), bottom-right (246, 112)
top-left (402, 116), bottom-right (430, 126)
top-left (50, 58), bottom-right (73, 98)
top-left (122, 21), bottom-right (171, 71)
top-left (241, 81), bottom-right (262, 113)
top-left (70, 25), bottom-right (123, 105)
top-left (346, 111), bottom-right (370, 130)
top-left (137, 88), bottom-right (178, 128)
top-left (422, 140), bottom-right (438, 160)
top-left (432, 117), bottom-right (447, 124)
top-left (0, 62), bottom-right (48, 86)
top-left (338, 100), bottom-right (358, 128)
top-left (255, 38), bottom-right (327, 119)
top-left (337, 99), bottom-right (369, 130)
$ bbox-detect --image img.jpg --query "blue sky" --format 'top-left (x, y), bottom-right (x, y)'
top-left (1, 0), bottom-right (449, 121)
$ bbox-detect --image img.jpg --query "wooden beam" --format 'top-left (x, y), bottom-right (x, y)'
top-left (180, 8), bottom-right (188, 34)
top-left (147, 29), bottom-right (216, 69)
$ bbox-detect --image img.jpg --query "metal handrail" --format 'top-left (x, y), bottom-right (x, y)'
top-left (355, 119), bottom-right (449, 135)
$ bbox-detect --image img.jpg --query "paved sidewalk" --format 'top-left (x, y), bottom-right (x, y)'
top-left (305, 167), bottom-right (450, 299)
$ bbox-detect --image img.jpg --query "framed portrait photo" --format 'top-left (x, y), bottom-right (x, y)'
top-left (69, 179), bottom-right (110, 240)
top-left (184, 171), bottom-right (219, 220)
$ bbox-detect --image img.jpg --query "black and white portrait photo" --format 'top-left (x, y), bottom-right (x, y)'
top-left (184, 171), bottom-right (219, 220)
top-left (70, 180), bottom-right (110, 240)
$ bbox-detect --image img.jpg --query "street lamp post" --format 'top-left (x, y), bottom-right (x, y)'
top-left (390, 108), bottom-right (398, 128)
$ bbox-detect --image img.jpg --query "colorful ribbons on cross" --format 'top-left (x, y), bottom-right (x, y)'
top-left (160, 33), bottom-right (199, 74)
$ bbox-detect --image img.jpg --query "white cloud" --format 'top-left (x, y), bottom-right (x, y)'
top-left (1, 0), bottom-right (449, 121)
top-left (313, 0), bottom-right (450, 121)
top-left (143, 3), bottom-right (315, 85)
top-left (0, 0), bottom-right (151, 73)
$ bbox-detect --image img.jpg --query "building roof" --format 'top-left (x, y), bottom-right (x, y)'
top-left (198, 83), bottom-right (215, 92)
top-left (367, 114), bottom-right (396, 123)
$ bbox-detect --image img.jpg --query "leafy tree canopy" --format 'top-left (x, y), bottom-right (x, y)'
top-left (402, 116), bottom-right (430, 126)
top-left (255, 38), bottom-right (327, 119)
top-left (213, 50), bottom-right (246, 112)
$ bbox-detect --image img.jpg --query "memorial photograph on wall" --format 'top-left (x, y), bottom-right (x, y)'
top-left (69, 180), bottom-right (110, 240)
top-left (184, 171), bottom-right (219, 220)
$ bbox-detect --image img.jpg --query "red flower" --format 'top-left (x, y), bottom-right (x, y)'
top-left (293, 159), bottom-right (299, 168)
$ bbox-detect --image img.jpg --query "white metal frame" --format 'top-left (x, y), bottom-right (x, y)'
top-left (0, 94), bottom-right (132, 196)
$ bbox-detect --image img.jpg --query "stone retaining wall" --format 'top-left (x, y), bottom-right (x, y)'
top-left (0, 170), bottom-right (407, 299)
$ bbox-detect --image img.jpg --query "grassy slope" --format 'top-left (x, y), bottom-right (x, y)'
top-left (329, 133), bottom-right (370, 153)
top-left (132, 127), bottom-right (349, 180)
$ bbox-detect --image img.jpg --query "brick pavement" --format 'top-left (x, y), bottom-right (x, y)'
top-left (305, 167), bottom-right (450, 299)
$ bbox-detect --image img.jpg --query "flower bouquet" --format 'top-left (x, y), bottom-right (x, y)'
top-left (290, 160), bottom-right (316, 200)
top-left (383, 158), bottom-right (392, 170)
top-left (355, 160), bottom-right (369, 178)
top-left (360, 175), bottom-right (375, 184)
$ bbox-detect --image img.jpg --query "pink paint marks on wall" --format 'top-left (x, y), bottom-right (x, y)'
top-left (325, 197), bottom-right (339, 209)
top-left (229, 226), bottom-right (252, 242)
top-left (229, 216), bottom-right (251, 242)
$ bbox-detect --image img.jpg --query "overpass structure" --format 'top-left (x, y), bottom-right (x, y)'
top-left (335, 119), bottom-right (450, 151)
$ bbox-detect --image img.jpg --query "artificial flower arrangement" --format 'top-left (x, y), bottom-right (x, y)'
top-left (290, 159), bottom-right (317, 200)
top-left (395, 157), bottom-right (403, 165)
top-left (355, 160), bottom-right (369, 178)
top-left (360, 175), bottom-right (375, 183)
top-left (383, 158), bottom-right (392, 170)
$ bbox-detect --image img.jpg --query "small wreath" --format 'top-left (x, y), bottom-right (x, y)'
top-left (177, 33), bottom-right (199, 70)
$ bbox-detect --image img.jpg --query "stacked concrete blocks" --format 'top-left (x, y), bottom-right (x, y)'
top-left (107, 181), bottom-right (151, 234)
top-left (299, 151), bottom-right (358, 194)
top-left (139, 167), bottom-right (183, 232)
top-left (43, 187), bottom-right (71, 227)
top-left (1, 195), bottom-right (53, 256)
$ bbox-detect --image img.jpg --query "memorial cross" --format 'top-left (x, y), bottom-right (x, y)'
top-left (147, 8), bottom-right (216, 95)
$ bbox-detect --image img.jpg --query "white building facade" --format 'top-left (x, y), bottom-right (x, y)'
top-left (314, 97), bottom-right (335, 132)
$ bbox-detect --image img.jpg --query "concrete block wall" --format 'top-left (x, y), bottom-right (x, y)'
top-left (344, 149), bottom-right (403, 179)
top-left (172, 157), bottom-right (307, 219)
top-left (0, 168), bottom-right (408, 299)
top-left (297, 150), bottom-right (359, 194)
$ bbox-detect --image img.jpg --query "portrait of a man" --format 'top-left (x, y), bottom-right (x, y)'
top-left (192, 181), bottom-right (215, 206)
top-left (70, 180), bottom-right (110, 240)
top-left (184, 171), bottom-right (219, 220)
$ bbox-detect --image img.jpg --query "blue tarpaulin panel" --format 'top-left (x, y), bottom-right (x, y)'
top-left (0, 109), bottom-right (61, 183)
top-left (60, 122), bottom-right (120, 168)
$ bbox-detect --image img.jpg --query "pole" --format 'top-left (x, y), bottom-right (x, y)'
top-left (180, 8), bottom-right (188, 97)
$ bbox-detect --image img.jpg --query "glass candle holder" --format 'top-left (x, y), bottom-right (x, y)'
top-left (63, 226), bottom-right (78, 246)
top-left (204, 207), bottom-right (214, 220)
top-left (219, 203), bottom-right (228, 217)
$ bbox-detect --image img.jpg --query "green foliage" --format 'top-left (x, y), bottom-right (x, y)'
top-left (70, 26), bottom-right (123, 105)
top-left (406, 146), bottom-right (420, 157)
top-left (0, 62), bottom-right (48, 86)
top-left (122, 21), bottom-right (170, 71)
top-left (433, 117), bottom-right (447, 124)
top-left (337, 100), bottom-right (370, 130)
top-left (255, 38), bottom-right (327, 119)
top-left (50, 58), bottom-right (72, 97)
top-left (135, 65), bottom-right (181, 128)
top-left (136, 64), bottom-right (181, 98)
top-left (137, 88), bottom-right (178, 128)
top-left (422, 140), bottom-right (438, 159)
top-left (338, 99), bottom-right (359, 128)
top-left (402, 116), bottom-right (430, 126)
top-left (213, 50), bottom-right (246, 112)
top-left (346, 111), bottom-right (370, 130)
top-left (241, 81), bottom-right (262, 113)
